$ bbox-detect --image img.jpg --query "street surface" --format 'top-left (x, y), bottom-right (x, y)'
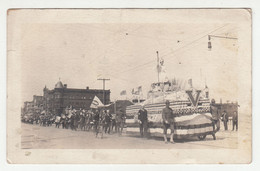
top-left (21, 122), bottom-right (239, 149)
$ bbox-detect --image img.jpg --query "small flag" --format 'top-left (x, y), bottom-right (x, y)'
top-left (120, 90), bottom-right (126, 95)
top-left (157, 58), bottom-right (164, 73)
top-left (188, 79), bottom-right (193, 87)
top-left (138, 86), bottom-right (142, 92)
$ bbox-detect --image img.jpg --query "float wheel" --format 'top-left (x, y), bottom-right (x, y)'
top-left (198, 135), bottom-right (206, 140)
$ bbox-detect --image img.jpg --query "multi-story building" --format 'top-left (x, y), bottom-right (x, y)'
top-left (23, 101), bottom-right (34, 114)
top-left (33, 95), bottom-right (44, 107)
top-left (43, 80), bottom-right (110, 114)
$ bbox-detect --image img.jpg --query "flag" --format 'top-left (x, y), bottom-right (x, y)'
top-left (132, 88), bottom-right (138, 95)
top-left (120, 90), bottom-right (126, 95)
top-left (90, 96), bottom-right (104, 108)
top-left (138, 86), bottom-right (142, 92)
top-left (188, 79), bottom-right (193, 87)
top-left (132, 87), bottom-right (141, 95)
top-left (157, 58), bottom-right (164, 73)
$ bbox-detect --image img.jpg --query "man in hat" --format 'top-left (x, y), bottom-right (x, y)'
top-left (232, 111), bottom-right (238, 131)
top-left (104, 110), bottom-right (112, 134)
top-left (162, 100), bottom-right (175, 143)
top-left (210, 99), bottom-right (220, 138)
top-left (138, 104), bottom-right (148, 138)
top-left (222, 110), bottom-right (229, 131)
top-left (116, 109), bottom-right (125, 136)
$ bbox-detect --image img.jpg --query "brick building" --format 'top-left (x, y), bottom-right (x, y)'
top-left (23, 101), bottom-right (34, 114)
top-left (43, 80), bottom-right (110, 114)
top-left (33, 95), bottom-right (44, 107)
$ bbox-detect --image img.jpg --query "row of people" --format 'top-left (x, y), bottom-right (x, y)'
top-left (51, 108), bottom-right (126, 137)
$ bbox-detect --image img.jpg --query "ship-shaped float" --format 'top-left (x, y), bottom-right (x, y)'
top-left (125, 53), bottom-right (216, 140)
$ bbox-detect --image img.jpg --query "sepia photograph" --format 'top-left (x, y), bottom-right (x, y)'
top-left (7, 9), bottom-right (251, 164)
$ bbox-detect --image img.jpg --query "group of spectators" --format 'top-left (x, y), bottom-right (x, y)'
top-left (210, 99), bottom-right (238, 132)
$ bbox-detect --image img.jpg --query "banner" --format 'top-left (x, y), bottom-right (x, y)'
top-left (90, 96), bottom-right (104, 108)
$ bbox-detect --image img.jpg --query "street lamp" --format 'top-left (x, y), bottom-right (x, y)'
top-left (208, 35), bottom-right (212, 51)
top-left (207, 34), bottom-right (237, 51)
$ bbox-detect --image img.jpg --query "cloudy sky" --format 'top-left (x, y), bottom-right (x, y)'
top-left (7, 9), bottom-right (251, 110)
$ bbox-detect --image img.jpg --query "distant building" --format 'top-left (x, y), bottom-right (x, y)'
top-left (43, 80), bottom-right (110, 114)
top-left (215, 102), bottom-right (239, 118)
top-left (23, 101), bottom-right (34, 114)
top-left (33, 95), bottom-right (44, 107)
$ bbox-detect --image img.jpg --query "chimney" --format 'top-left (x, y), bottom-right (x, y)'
top-left (64, 84), bottom-right (67, 88)
top-left (86, 86), bottom-right (89, 90)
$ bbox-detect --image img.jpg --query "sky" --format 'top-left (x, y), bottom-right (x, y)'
top-left (7, 9), bottom-right (251, 111)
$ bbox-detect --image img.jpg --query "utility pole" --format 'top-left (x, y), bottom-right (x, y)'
top-left (97, 78), bottom-right (110, 104)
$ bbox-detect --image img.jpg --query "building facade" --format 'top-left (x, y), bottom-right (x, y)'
top-left (43, 81), bottom-right (110, 114)
top-left (33, 95), bottom-right (44, 107)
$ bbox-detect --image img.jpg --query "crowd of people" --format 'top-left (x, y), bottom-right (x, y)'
top-left (21, 108), bottom-right (127, 138)
top-left (22, 100), bottom-right (238, 143)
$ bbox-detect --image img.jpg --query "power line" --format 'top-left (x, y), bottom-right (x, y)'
top-left (108, 24), bottom-right (230, 77)
top-left (160, 24), bottom-right (229, 58)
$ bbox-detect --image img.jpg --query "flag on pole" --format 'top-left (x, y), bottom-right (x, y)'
top-left (120, 90), bottom-right (126, 95)
top-left (132, 86), bottom-right (142, 95)
top-left (157, 58), bottom-right (164, 73)
top-left (90, 96), bottom-right (104, 108)
top-left (138, 86), bottom-right (142, 93)
top-left (188, 79), bottom-right (193, 87)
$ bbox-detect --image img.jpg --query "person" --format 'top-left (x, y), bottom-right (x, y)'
top-left (93, 109), bottom-right (100, 136)
top-left (138, 105), bottom-right (148, 138)
top-left (104, 110), bottom-right (112, 134)
top-left (210, 99), bottom-right (219, 139)
top-left (55, 115), bottom-right (61, 128)
top-left (86, 110), bottom-right (94, 131)
top-left (95, 109), bottom-right (105, 138)
top-left (222, 110), bottom-right (229, 131)
top-left (116, 109), bottom-right (125, 136)
top-left (79, 114), bottom-right (86, 131)
top-left (232, 111), bottom-right (238, 131)
top-left (110, 113), bottom-right (117, 133)
top-left (74, 112), bottom-right (80, 130)
top-left (162, 100), bottom-right (175, 144)
top-left (70, 113), bottom-right (76, 130)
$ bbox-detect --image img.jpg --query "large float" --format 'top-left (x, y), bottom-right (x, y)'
top-left (125, 54), bottom-right (216, 140)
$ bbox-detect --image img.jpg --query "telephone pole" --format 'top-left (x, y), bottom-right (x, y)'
top-left (97, 78), bottom-right (110, 104)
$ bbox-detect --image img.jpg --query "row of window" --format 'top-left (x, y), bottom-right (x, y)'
top-left (46, 94), bottom-right (108, 100)
top-left (53, 95), bottom-right (94, 100)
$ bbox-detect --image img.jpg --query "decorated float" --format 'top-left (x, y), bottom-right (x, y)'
top-left (125, 52), bottom-right (216, 140)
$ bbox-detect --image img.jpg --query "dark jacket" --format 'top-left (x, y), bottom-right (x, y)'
top-left (233, 112), bottom-right (238, 122)
top-left (138, 109), bottom-right (148, 122)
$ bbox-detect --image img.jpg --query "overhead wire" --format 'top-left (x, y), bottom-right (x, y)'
top-left (107, 23), bottom-right (230, 78)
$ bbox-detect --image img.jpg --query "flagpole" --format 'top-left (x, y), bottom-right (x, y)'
top-left (114, 99), bottom-right (116, 114)
top-left (157, 51), bottom-right (159, 83)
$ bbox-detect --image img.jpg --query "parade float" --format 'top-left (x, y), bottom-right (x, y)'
top-left (125, 52), bottom-right (216, 140)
